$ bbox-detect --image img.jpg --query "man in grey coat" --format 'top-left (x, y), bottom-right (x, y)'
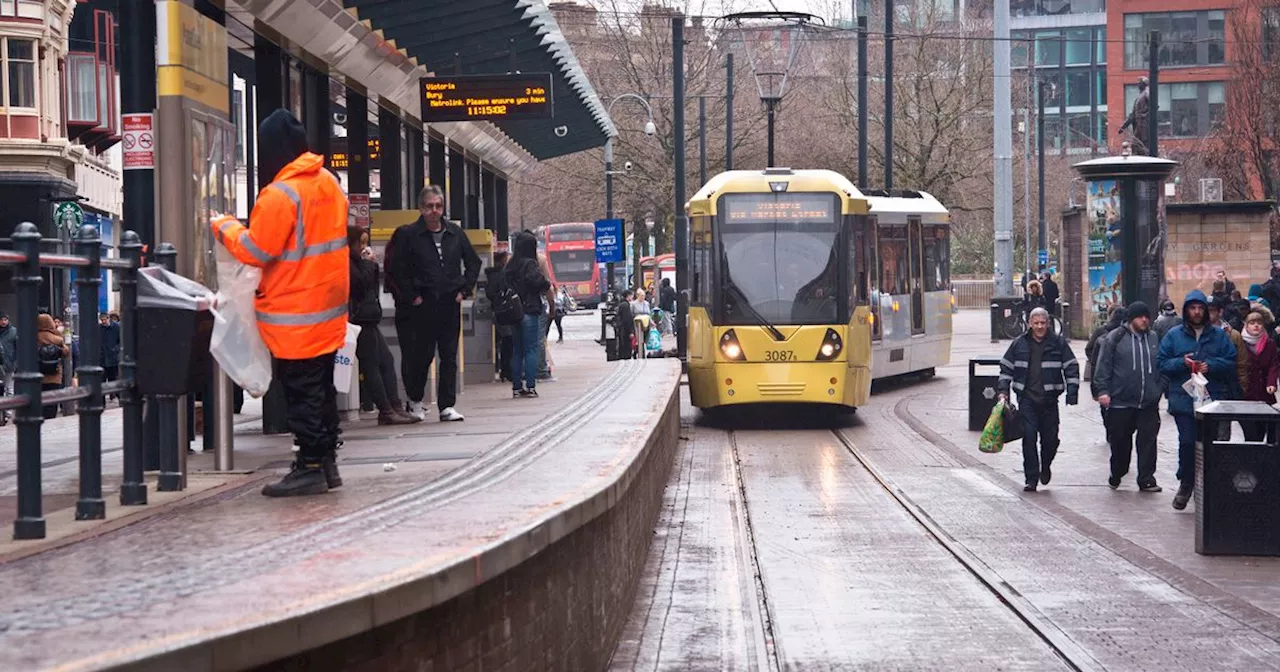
top-left (1093, 301), bottom-right (1163, 492)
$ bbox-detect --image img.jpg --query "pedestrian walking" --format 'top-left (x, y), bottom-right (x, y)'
top-left (36, 313), bottom-right (69, 420)
top-left (348, 226), bottom-right (418, 426)
top-left (0, 312), bottom-right (15, 424)
top-left (1260, 267), bottom-right (1280, 312)
top-left (1087, 305), bottom-right (1127, 426)
top-left (536, 253), bottom-right (557, 381)
top-left (999, 307), bottom-right (1081, 492)
top-left (1216, 269), bottom-right (1237, 298)
top-left (100, 312), bottom-right (120, 398)
top-left (1157, 289), bottom-right (1238, 511)
top-left (506, 231), bottom-right (551, 397)
top-left (211, 108), bottom-right (349, 497)
top-left (385, 184), bottom-right (481, 422)
top-left (1153, 300), bottom-right (1181, 341)
top-left (553, 286), bottom-right (568, 343)
top-left (485, 251), bottom-right (514, 383)
top-left (1209, 295), bottom-right (1249, 440)
top-left (660, 277), bottom-right (677, 334)
top-left (1022, 279), bottom-right (1049, 317)
top-left (1093, 301), bottom-right (1163, 492)
top-left (1239, 307), bottom-right (1280, 441)
top-left (1041, 271), bottom-right (1060, 315)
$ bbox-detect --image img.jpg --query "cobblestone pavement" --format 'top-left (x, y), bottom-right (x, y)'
top-left (615, 312), bottom-right (1280, 670)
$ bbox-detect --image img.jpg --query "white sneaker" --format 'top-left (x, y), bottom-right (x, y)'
top-left (406, 400), bottom-right (425, 421)
top-left (439, 407), bottom-right (465, 422)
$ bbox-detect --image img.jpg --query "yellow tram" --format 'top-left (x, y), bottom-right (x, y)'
top-left (686, 168), bottom-right (875, 410)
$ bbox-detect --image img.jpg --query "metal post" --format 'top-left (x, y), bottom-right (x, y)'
top-left (154, 243), bottom-right (182, 492)
top-left (725, 53), bottom-right (734, 171)
top-left (12, 223), bottom-right (44, 539)
top-left (1037, 81), bottom-right (1047, 270)
top-left (74, 225), bottom-right (105, 520)
top-left (699, 95), bottom-right (707, 186)
top-left (118, 232), bottom-right (146, 505)
top-left (857, 13), bottom-right (868, 190)
top-left (605, 137), bottom-right (614, 291)
top-left (1024, 108), bottom-right (1031, 279)
top-left (211, 367), bottom-right (233, 471)
top-left (766, 99), bottom-right (776, 168)
top-left (1089, 30), bottom-right (1099, 156)
top-left (1058, 35), bottom-right (1067, 156)
top-left (884, 0), bottom-right (894, 191)
top-left (993, 0), bottom-right (1014, 297)
top-left (119, 0), bottom-right (156, 249)
top-left (1148, 31), bottom-right (1160, 158)
top-left (673, 17), bottom-right (688, 360)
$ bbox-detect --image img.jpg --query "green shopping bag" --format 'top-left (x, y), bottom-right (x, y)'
top-left (978, 401), bottom-right (1006, 453)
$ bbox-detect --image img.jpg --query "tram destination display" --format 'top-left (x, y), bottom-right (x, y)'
top-left (420, 73), bottom-right (553, 123)
top-left (724, 193), bottom-right (835, 223)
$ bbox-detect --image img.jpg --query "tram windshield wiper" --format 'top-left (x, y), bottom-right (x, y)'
top-left (724, 279), bottom-right (787, 342)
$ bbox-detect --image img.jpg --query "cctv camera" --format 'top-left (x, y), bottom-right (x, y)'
top-left (623, 160), bottom-right (634, 171)
top-left (554, 125), bottom-right (568, 138)
top-left (643, 120), bottom-right (656, 136)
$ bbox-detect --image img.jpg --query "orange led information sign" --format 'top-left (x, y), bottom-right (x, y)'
top-left (420, 73), bottom-right (553, 123)
top-left (724, 193), bottom-right (835, 223)
top-left (329, 138), bottom-right (381, 170)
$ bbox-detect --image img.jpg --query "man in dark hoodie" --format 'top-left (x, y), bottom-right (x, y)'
top-left (1157, 289), bottom-right (1238, 510)
top-left (1152, 300), bottom-right (1181, 341)
top-left (211, 109), bottom-right (350, 497)
top-left (386, 184), bottom-right (481, 422)
top-left (1094, 301), bottom-right (1164, 492)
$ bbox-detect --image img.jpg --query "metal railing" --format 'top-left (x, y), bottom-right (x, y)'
top-left (953, 279), bottom-right (1026, 309)
top-left (1, 222), bottom-right (182, 540)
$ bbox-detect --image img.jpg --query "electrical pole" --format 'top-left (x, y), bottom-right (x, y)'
top-left (1038, 80), bottom-right (1047, 271)
top-left (857, 5), bottom-right (868, 190)
top-left (1058, 35), bottom-right (1067, 155)
top-left (673, 17), bottom-right (688, 360)
top-left (1148, 31), bottom-right (1160, 158)
top-left (993, 0), bottom-right (1014, 297)
top-left (119, 0), bottom-right (156, 249)
top-left (699, 95), bottom-right (707, 185)
top-left (605, 137), bottom-right (615, 292)
top-left (725, 54), bottom-right (734, 171)
top-left (884, 0), bottom-right (894, 191)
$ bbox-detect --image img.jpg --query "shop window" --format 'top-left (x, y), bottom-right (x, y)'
top-left (4, 37), bottom-right (34, 109)
top-left (66, 54), bottom-right (96, 123)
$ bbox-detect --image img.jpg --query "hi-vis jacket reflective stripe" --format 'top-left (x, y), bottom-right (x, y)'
top-left (211, 152), bottom-right (349, 360)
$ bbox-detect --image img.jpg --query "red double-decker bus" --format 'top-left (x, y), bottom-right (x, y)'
top-left (541, 222), bottom-right (601, 308)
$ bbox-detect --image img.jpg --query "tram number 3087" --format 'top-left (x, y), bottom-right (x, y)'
top-left (764, 350), bottom-right (796, 362)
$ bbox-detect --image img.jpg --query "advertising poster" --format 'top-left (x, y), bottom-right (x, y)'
top-left (1087, 179), bottom-right (1123, 327)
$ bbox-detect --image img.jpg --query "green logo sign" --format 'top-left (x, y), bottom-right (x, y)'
top-left (54, 201), bottom-right (83, 235)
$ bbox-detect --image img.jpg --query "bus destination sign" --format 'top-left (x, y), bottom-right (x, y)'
top-left (724, 193), bottom-right (835, 223)
top-left (420, 73), bottom-right (554, 123)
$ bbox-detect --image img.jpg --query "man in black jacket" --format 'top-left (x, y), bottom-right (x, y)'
top-left (1093, 301), bottom-right (1163, 493)
top-left (386, 184), bottom-right (481, 422)
top-left (1040, 271), bottom-right (1060, 315)
top-left (999, 307), bottom-right (1080, 492)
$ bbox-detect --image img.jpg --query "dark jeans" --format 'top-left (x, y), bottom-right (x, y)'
top-left (1173, 412), bottom-right (1197, 486)
top-left (1018, 395), bottom-right (1060, 485)
top-left (395, 299), bottom-right (461, 409)
top-left (41, 382), bottom-right (60, 419)
top-left (276, 352), bottom-right (339, 460)
top-left (355, 322), bottom-right (401, 413)
top-left (1106, 406), bottom-right (1160, 486)
top-left (496, 332), bottom-right (513, 382)
top-left (512, 313), bottom-right (541, 391)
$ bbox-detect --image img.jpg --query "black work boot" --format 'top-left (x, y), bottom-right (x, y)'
top-left (323, 452), bottom-right (343, 489)
top-left (262, 461), bottom-right (328, 497)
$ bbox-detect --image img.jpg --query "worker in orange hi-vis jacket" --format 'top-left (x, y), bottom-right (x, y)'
top-left (211, 108), bottom-right (349, 498)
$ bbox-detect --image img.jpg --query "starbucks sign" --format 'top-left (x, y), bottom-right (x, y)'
top-left (54, 201), bottom-right (84, 236)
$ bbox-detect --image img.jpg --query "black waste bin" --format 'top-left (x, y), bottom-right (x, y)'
top-left (1195, 400), bottom-right (1280, 556)
top-left (968, 358), bottom-right (1003, 431)
top-left (135, 266), bottom-right (214, 396)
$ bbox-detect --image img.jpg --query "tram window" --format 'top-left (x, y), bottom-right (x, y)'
top-left (924, 226), bottom-right (952, 292)
top-left (848, 215), bottom-right (869, 308)
top-left (878, 225), bottom-right (909, 295)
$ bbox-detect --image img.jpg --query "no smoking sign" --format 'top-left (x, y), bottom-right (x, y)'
top-left (122, 113), bottom-right (155, 171)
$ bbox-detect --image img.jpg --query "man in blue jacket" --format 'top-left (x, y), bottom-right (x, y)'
top-left (1157, 289), bottom-right (1238, 510)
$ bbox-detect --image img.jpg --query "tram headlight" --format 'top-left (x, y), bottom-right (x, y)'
top-left (816, 328), bottom-right (843, 361)
top-left (719, 330), bottom-right (746, 361)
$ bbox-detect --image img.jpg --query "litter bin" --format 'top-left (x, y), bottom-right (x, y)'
top-left (968, 358), bottom-right (1003, 431)
top-left (135, 266), bottom-right (214, 396)
top-left (1195, 400), bottom-right (1280, 556)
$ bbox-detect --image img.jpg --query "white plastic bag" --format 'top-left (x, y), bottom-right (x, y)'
top-left (209, 263), bottom-right (273, 398)
top-left (333, 323), bottom-right (362, 392)
top-left (1182, 371), bottom-right (1211, 408)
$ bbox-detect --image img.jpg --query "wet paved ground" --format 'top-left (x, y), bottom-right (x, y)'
top-left (614, 311), bottom-right (1280, 670)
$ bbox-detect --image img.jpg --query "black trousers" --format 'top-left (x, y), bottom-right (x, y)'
top-left (1106, 406), bottom-right (1160, 486)
top-left (1017, 395), bottom-right (1060, 485)
top-left (41, 382), bottom-right (61, 419)
top-left (276, 352), bottom-right (339, 460)
top-left (496, 332), bottom-right (513, 381)
top-left (553, 313), bottom-right (564, 340)
top-left (395, 298), bottom-right (461, 410)
top-left (355, 322), bottom-right (401, 413)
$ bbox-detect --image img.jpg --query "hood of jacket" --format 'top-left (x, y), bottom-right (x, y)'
top-left (512, 230), bottom-right (539, 261)
top-left (1182, 289), bottom-right (1209, 324)
top-left (258, 108), bottom-right (310, 184)
top-left (37, 313), bottom-right (57, 333)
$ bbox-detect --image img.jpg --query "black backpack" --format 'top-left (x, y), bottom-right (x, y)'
top-left (38, 342), bottom-right (61, 375)
top-left (490, 266), bottom-right (524, 327)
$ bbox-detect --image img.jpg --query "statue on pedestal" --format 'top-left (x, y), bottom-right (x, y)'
top-left (1118, 77), bottom-right (1151, 156)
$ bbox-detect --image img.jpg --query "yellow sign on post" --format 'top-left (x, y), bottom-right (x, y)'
top-left (156, 1), bottom-right (229, 112)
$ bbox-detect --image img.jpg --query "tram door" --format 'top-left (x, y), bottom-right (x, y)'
top-left (909, 217), bottom-right (925, 335)
top-left (867, 217), bottom-right (882, 341)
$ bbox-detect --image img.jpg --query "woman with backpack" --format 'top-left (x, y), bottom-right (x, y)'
top-left (506, 231), bottom-right (551, 398)
top-left (36, 313), bottom-right (69, 419)
top-left (348, 226), bottom-right (418, 426)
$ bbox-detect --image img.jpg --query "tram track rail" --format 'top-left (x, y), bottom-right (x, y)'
top-left (726, 429), bottom-right (783, 672)
top-left (830, 427), bottom-right (1105, 672)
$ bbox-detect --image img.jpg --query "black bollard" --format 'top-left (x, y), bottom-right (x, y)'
top-left (12, 223), bottom-right (45, 539)
top-left (152, 243), bottom-right (182, 492)
top-left (74, 224), bottom-right (105, 520)
top-left (118, 231), bottom-right (147, 505)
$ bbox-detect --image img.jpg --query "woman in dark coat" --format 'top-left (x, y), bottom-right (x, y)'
top-left (1241, 307), bottom-right (1280, 441)
top-left (348, 226), bottom-right (418, 425)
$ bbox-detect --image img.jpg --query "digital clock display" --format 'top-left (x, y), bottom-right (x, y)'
top-left (420, 73), bottom-right (554, 123)
top-left (723, 193), bottom-right (836, 223)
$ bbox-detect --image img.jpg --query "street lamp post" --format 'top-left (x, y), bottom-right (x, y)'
top-left (604, 93), bottom-right (657, 296)
top-left (645, 216), bottom-right (655, 258)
